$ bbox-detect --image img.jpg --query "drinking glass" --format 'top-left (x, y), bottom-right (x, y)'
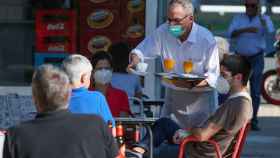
top-left (163, 58), bottom-right (175, 72)
top-left (183, 60), bottom-right (193, 74)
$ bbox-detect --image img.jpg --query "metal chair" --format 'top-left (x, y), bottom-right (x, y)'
top-left (178, 123), bottom-right (251, 158)
top-left (128, 97), bottom-right (145, 117)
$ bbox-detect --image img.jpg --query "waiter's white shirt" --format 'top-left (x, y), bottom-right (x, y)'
top-left (132, 22), bottom-right (220, 88)
top-left (131, 22), bottom-right (220, 128)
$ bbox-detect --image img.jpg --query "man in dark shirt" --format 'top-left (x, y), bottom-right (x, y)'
top-left (3, 64), bottom-right (118, 158)
top-left (133, 55), bottom-right (253, 158)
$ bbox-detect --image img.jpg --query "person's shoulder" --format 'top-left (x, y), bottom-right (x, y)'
top-left (156, 23), bottom-right (169, 33)
top-left (71, 113), bottom-right (104, 124)
top-left (87, 90), bottom-right (105, 98)
top-left (262, 14), bottom-right (272, 20)
top-left (227, 96), bottom-right (252, 109)
top-left (110, 86), bottom-right (127, 96)
top-left (6, 119), bottom-right (39, 135)
top-left (195, 23), bottom-right (216, 45)
top-left (231, 13), bottom-right (245, 19)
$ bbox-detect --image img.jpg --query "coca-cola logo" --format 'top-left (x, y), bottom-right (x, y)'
top-left (46, 23), bottom-right (65, 31)
top-left (47, 44), bottom-right (65, 51)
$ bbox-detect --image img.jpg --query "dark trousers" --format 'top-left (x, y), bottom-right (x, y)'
top-left (139, 118), bottom-right (180, 148)
top-left (244, 53), bottom-right (264, 124)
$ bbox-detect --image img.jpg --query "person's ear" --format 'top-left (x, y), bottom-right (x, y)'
top-left (235, 73), bottom-right (243, 82)
top-left (81, 73), bottom-right (87, 84)
top-left (188, 15), bottom-right (194, 22)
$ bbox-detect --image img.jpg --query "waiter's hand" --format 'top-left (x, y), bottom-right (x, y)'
top-left (194, 79), bottom-right (209, 88)
top-left (172, 80), bottom-right (208, 89)
top-left (127, 53), bottom-right (140, 73)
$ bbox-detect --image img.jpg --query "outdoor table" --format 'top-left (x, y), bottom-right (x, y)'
top-left (115, 117), bottom-right (159, 158)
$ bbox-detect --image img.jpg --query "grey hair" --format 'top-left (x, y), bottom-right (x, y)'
top-left (215, 36), bottom-right (230, 61)
top-left (169, 0), bottom-right (194, 16)
top-left (62, 54), bottom-right (92, 84)
top-left (32, 64), bottom-right (71, 111)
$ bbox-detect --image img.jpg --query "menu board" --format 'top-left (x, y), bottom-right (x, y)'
top-left (79, 0), bottom-right (146, 57)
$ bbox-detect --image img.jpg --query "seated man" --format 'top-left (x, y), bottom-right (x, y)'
top-left (3, 64), bottom-right (118, 158)
top-left (62, 54), bottom-right (115, 125)
top-left (133, 55), bottom-right (253, 158)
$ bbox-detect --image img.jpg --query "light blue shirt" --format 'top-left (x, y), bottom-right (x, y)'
top-left (228, 14), bottom-right (275, 56)
top-left (69, 87), bottom-right (115, 126)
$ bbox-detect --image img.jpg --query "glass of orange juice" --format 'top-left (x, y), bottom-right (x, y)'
top-left (183, 60), bottom-right (193, 74)
top-left (163, 58), bottom-right (175, 72)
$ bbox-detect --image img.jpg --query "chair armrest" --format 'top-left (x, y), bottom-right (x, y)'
top-left (178, 135), bottom-right (222, 158)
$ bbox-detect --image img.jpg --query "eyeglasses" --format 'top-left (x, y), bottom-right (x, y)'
top-left (167, 15), bottom-right (189, 24)
top-left (245, 3), bottom-right (258, 8)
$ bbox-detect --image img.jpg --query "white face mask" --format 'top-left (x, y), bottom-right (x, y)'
top-left (94, 69), bottom-right (112, 85)
top-left (216, 76), bottom-right (230, 94)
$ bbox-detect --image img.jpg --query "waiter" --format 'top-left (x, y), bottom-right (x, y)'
top-left (127, 0), bottom-right (219, 128)
top-left (228, 0), bottom-right (275, 130)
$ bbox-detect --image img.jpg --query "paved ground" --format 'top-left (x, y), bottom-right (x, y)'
top-left (242, 103), bottom-right (280, 158)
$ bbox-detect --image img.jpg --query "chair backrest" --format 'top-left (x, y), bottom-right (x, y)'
top-left (231, 123), bottom-right (251, 158)
top-left (223, 122), bottom-right (251, 158)
top-left (128, 97), bottom-right (144, 117)
top-left (178, 123), bottom-right (250, 158)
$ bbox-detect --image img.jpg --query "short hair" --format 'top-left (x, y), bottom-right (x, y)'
top-left (169, 0), bottom-right (194, 16)
top-left (32, 64), bottom-right (71, 111)
top-left (221, 55), bottom-right (252, 86)
top-left (108, 42), bottom-right (131, 73)
top-left (62, 54), bottom-right (92, 84)
top-left (91, 51), bottom-right (113, 70)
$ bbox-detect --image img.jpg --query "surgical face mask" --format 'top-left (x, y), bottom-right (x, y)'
top-left (216, 76), bottom-right (230, 94)
top-left (168, 25), bottom-right (185, 38)
top-left (94, 69), bottom-right (112, 85)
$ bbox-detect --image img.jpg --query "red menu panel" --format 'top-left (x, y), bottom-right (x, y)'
top-left (80, 32), bottom-right (121, 58)
top-left (79, 7), bottom-right (120, 34)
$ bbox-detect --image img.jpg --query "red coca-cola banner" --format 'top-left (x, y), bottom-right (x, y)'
top-left (36, 9), bottom-right (77, 53)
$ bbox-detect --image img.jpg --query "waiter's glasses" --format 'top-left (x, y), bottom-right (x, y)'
top-left (167, 15), bottom-right (189, 24)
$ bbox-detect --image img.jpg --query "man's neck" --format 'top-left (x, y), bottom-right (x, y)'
top-left (179, 23), bottom-right (193, 42)
top-left (247, 13), bottom-right (257, 20)
top-left (229, 86), bottom-right (247, 95)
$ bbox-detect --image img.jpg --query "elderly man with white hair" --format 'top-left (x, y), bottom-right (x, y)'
top-left (62, 54), bottom-right (115, 126)
top-left (3, 64), bottom-right (118, 158)
top-left (128, 0), bottom-right (220, 129)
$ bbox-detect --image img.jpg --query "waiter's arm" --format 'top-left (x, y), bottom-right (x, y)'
top-left (204, 41), bottom-right (220, 89)
top-left (127, 28), bottom-right (162, 69)
top-left (230, 27), bottom-right (258, 38)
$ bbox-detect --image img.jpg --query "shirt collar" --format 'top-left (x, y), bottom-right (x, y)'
top-left (72, 87), bottom-right (88, 93)
top-left (36, 109), bottom-right (70, 119)
top-left (186, 22), bottom-right (198, 44)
